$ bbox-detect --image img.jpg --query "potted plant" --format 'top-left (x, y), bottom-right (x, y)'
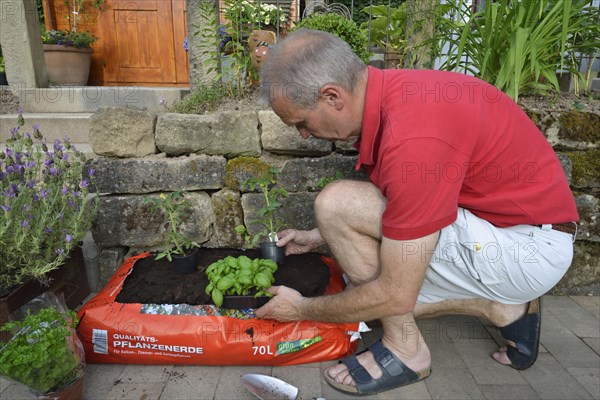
top-left (144, 191), bottom-right (201, 274)
top-left (204, 254), bottom-right (278, 308)
top-left (235, 167), bottom-right (288, 264)
top-left (0, 293), bottom-right (85, 399)
top-left (40, 0), bottom-right (100, 86)
top-left (0, 113), bottom-right (98, 303)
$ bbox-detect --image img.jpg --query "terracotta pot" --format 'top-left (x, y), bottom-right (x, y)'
top-left (43, 44), bottom-right (93, 86)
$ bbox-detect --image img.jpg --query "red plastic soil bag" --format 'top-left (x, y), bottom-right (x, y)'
top-left (77, 253), bottom-right (359, 365)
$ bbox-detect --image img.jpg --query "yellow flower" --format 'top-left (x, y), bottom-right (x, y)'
top-left (159, 193), bottom-right (166, 200)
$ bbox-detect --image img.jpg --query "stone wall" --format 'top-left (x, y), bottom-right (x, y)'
top-left (89, 102), bottom-right (599, 293)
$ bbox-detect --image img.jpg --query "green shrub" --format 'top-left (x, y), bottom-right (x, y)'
top-left (294, 13), bottom-right (370, 63)
top-left (169, 84), bottom-right (227, 114)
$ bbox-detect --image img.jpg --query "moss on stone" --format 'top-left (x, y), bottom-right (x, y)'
top-left (551, 241), bottom-right (600, 294)
top-left (524, 110), bottom-right (543, 130)
top-left (225, 157), bottom-right (271, 190)
top-left (558, 111), bottom-right (600, 143)
top-left (566, 149), bottom-right (600, 187)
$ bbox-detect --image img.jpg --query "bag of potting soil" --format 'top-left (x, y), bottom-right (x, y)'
top-left (77, 251), bottom-right (361, 366)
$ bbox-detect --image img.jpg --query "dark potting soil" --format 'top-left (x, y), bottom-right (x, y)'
top-left (115, 248), bottom-right (330, 305)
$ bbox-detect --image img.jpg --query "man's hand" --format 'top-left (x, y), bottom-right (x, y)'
top-left (277, 228), bottom-right (325, 255)
top-left (255, 286), bottom-right (305, 322)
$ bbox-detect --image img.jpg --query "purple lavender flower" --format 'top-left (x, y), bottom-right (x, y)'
top-left (6, 165), bottom-right (14, 173)
top-left (20, 220), bottom-right (29, 228)
top-left (39, 188), bottom-right (50, 198)
top-left (54, 139), bottom-right (63, 152)
top-left (44, 158), bottom-right (53, 166)
top-left (56, 248), bottom-right (65, 255)
top-left (1, 205), bottom-right (10, 212)
top-left (14, 152), bottom-right (22, 161)
top-left (32, 124), bottom-right (40, 131)
top-left (50, 167), bottom-right (58, 175)
top-left (33, 194), bottom-right (40, 201)
top-left (44, 226), bottom-right (53, 233)
top-left (65, 234), bottom-right (73, 243)
top-left (79, 179), bottom-right (89, 188)
top-left (6, 149), bottom-right (13, 157)
top-left (18, 109), bottom-right (23, 114)
top-left (61, 186), bottom-right (69, 195)
top-left (88, 168), bottom-right (95, 177)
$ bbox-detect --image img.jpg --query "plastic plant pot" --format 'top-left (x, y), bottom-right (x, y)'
top-left (260, 242), bottom-right (285, 265)
top-left (172, 247), bottom-right (199, 275)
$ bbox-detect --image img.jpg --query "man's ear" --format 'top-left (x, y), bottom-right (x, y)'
top-left (320, 84), bottom-right (344, 111)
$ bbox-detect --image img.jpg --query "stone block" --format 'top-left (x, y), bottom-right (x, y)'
top-left (575, 194), bottom-right (599, 242)
top-left (259, 110), bottom-right (332, 155)
top-left (98, 247), bottom-right (127, 289)
top-left (92, 192), bottom-right (215, 248)
top-left (224, 157), bottom-right (271, 190)
top-left (334, 140), bottom-right (359, 154)
top-left (565, 149), bottom-right (600, 191)
top-left (90, 107), bottom-right (157, 157)
top-left (210, 189), bottom-right (244, 248)
top-left (553, 242), bottom-right (600, 294)
top-left (557, 153), bottom-right (572, 184)
top-left (90, 153), bottom-right (226, 194)
top-left (279, 154), bottom-right (368, 191)
top-left (240, 192), bottom-right (318, 242)
top-left (558, 111), bottom-right (600, 148)
top-left (155, 111), bottom-right (260, 157)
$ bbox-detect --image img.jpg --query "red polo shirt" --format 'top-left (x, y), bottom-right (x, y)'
top-left (356, 67), bottom-right (579, 240)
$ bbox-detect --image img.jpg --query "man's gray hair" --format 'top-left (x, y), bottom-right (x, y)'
top-left (259, 29), bottom-right (367, 109)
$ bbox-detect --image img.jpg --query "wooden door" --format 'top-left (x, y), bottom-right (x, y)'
top-left (98, 0), bottom-right (189, 86)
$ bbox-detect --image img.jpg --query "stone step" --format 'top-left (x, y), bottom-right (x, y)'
top-left (1, 112), bottom-right (92, 144)
top-left (12, 86), bottom-right (188, 113)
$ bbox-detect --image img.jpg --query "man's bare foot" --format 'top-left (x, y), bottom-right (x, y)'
top-left (326, 338), bottom-right (430, 388)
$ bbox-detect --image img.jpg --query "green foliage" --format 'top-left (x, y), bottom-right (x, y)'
top-left (0, 55), bottom-right (4, 73)
top-left (437, 0), bottom-right (600, 101)
top-left (336, 0), bottom-right (405, 26)
top-left (294, 13), bottom-right (371, 64)
top-left (224, 0), bottom-right (288, 31)
top-left (42, 29), bottom-right (96, 49)
top-left (361, 2), bottom-right (453, 68)
top-left (317, 171), bottom-right (344, 188)
top-left (0, 307), bottom-right (81, 394)
top-left (168, 83), bottom-right (227, 114)
top-left (0, 115), bottom-right (98, 291)
top-left (235, 167), bottom-right (288, 248)
top-left (195, 2), bottom-right (222, 84)
top-left (205, 255), bottom-right (278, 307)
top-left (144, 191), bottom-right (200, 262)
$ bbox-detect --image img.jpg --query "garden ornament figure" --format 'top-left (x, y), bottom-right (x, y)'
top-left (251, 41), bottom-right (272, 70)
top-left (253, 29), bottom-right (578, 396)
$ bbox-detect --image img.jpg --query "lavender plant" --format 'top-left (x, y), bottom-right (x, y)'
top-left (0, 112), bottom-right (98, 292)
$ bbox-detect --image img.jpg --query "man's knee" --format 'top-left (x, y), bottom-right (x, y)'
top-left (315, 180), bottom-right (383, 221)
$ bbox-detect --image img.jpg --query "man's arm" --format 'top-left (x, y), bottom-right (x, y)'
top-left (255, 231), bottom-right (439, 323)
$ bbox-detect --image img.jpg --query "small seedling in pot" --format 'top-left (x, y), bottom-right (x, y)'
top-left (235, 167), bottom-right (288, 262)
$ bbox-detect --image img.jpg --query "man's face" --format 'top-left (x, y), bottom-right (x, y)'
top-left (270, 91), bottom-right (358, 142)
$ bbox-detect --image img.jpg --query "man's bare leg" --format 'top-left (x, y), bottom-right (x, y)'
top-left (316, 181), bottom-right (529, 387)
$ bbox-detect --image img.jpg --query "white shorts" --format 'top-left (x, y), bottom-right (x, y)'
top-left (417, 208), bottom-right (574, 304)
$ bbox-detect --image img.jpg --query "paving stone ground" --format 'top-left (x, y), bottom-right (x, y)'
top-left (1, 295), bottom-right (598, 400)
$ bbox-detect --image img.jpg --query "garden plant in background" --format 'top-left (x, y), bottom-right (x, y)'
top-left (144, 191), bottom-right (200, 262)
top-left (294, 12), bottom-right (371, 63)
top-left (0, 113), bottom-right (98, 294)
top-left (437, 0), bottom-right (600, 100)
